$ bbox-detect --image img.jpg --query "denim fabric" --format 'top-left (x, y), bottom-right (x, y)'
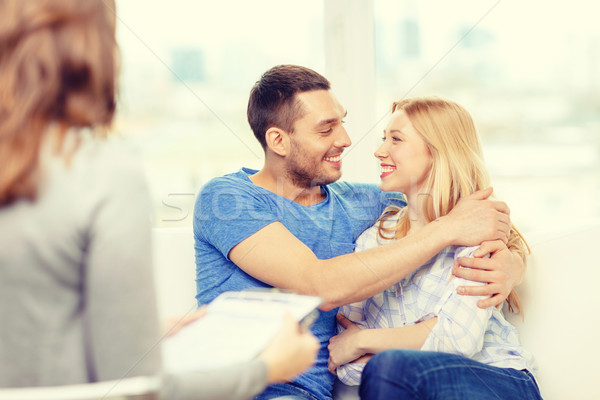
top-left (359, 350), bottom-right (543, 399)
top-left (267, 397), bottom-right (308, 400)
top-left (256, 382), bottom-right (316, 399)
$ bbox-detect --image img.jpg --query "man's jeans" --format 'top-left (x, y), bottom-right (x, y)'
top-left (256, 383), bottom-right (317, 400)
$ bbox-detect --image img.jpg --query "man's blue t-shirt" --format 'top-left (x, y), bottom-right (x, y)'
top-left (193, 168), bottom-right (404, 400)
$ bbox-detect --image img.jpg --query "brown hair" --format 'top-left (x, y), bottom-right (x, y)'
top-left (379, 97), bottom-right (529, 313)
top-left (0, 0), bottom-right (118, 206)
top-left (247, 64), bottom-right (330, 150)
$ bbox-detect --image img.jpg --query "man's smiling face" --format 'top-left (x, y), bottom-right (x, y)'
top-left (285, 90), bottom-right (351, 188)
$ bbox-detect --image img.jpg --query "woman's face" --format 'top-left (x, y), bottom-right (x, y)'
top-left (375, 109), bottom-right (433, 196)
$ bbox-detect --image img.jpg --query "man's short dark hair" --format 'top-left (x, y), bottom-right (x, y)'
top-left (247, 65), bottom-right (330, 150)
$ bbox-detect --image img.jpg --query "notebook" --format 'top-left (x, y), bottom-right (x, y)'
top-left (162, 289), bottom-right (322, 372)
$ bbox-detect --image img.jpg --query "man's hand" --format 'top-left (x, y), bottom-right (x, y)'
top-left (441, 187), bottom-right (511, 246)
top-left (452, 240), bottom-right (525, 308)
top-left (327, 314), bottom-right (365, 374)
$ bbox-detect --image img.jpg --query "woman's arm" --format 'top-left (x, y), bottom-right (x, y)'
top-left (352, 317), bottom-right (439, 355)
top-left (163, 359), bottom-right (269, 400)
top-left (333, 299), bottom-right (369, 385)
top-left (84, 151), bottom-right (162, 381)
top-left (420, 247), bottom-right (494, 356)
top-left (327, 314), bottom-right (438, 373)
top-left (328, 246), bottom-right (494, 373)
top-left (164, 314), bottom-right (319, 400)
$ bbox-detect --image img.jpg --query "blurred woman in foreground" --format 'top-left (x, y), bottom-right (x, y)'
top-left (0, 1), bottom-right (318, 398)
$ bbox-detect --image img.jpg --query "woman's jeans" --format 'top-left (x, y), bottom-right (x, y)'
top-left (360, 350), bottom-right (543, 399)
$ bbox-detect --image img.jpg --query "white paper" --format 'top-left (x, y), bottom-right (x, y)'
top-left (162, 291), bottom-right (321, 373)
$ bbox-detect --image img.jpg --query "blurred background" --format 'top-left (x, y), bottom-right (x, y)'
top-left (113, 0), bottom-right (600, 233)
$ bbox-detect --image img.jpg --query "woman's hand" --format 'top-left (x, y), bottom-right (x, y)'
top-left (327, 314), bottom-right (366, 374)
top-left (258, 313), bottom-right (320, 384)
top-left (452, 240), bottom-right (525, 308)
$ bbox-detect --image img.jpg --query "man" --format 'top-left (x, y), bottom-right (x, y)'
top-left (194, 65), bottom-right (523, 400)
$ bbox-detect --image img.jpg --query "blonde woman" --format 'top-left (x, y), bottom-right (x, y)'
top-left (0, 1), bottom-right (318, 398)
top-left (327, 98), bottom-right (542, 399)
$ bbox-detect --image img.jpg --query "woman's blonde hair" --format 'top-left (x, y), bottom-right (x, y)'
top-left (379, 97), bottom-right (529, 313)
top-left (0, 0), bottom-right (118, 206)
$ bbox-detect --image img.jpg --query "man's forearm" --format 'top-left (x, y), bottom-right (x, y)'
top-left (229, 192), bottom-right (509, 309)
top-left (314, 219), bottom-right (453, 310)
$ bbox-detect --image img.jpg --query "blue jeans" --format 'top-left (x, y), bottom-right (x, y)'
top-left (360, 350), bottom-right (543, 399)
top-left (256, 383), bottom-right (317, 400)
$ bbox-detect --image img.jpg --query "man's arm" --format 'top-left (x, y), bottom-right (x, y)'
top-left (230, 188), bottom-right (510, 311)
top-left (452, 240), bottom-right (526, 308)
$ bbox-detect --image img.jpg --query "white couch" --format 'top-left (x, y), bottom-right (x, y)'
top-left (152, 223), bottom-right (600, 400)
top-left (503, 223), bottom-right (600, 400)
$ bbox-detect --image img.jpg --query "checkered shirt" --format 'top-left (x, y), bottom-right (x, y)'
top-left (336, 218), bottom-right (537, 386)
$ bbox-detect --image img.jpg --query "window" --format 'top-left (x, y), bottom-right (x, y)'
top-left (115, 0), bottom-right (324, 226)
top-left (115, 0), bottom-right (599, 233)
top-left (372, 0), bottom-right (600, 231)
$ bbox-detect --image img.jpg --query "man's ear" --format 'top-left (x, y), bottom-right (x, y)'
top-left (265, 127), bottom-right (290, 156)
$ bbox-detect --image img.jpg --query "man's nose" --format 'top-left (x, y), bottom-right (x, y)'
top-left (335, 126), bottom-right (352, 148)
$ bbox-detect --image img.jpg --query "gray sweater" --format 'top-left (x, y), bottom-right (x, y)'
top-left (0, 134), bottom-right (266, 399)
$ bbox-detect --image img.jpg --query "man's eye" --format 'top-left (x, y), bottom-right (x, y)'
top-left (321, 128), bottom-right (333, 134)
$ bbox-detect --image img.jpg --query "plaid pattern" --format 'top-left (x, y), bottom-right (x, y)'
top-left (337, 218), bottom-right (537, 386)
